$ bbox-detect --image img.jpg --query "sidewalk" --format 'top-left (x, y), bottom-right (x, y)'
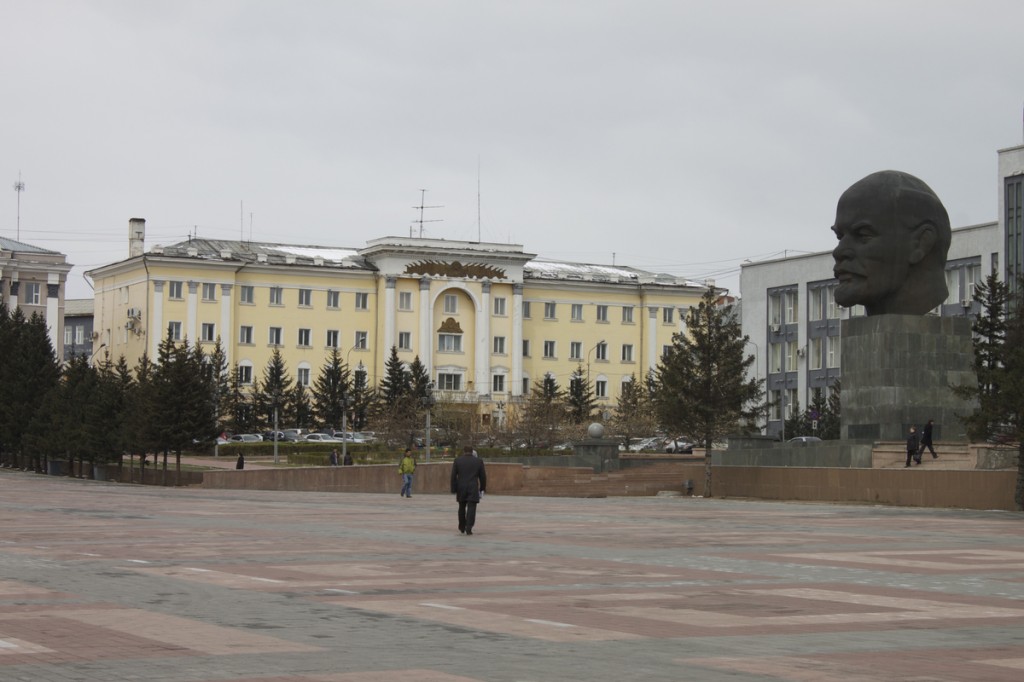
top-left (2, 470), bottom-right (1024, 681)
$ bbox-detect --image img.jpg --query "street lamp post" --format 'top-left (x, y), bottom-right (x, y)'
top-left (340, 395), bottom-right (349, 463)
top-left (422, 382), bottom-right (435, 462)
top-left (587, 340), bottom-right (605, 387)
top-left (272, 391), bottom-right (281, 464)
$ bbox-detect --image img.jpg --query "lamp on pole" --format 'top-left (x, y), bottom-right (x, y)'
top-left (272, 389), bottom-right (281, 464)
top-left (340, 394), bottom-right (349, 463)
top-left (744, 338), bottom-right (763, 434)
top-left (422, 381), bottom-right (435, 461)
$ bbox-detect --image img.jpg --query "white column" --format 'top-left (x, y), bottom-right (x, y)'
top-left (220, 284), bottom-right (233, 366)
top-left (679, 306), bottom-right (689, 335)
top-left (647, 306), bottom-right (659, 375)
top-left (151, 281), bottom-right (164, 357)
top-left (418, 278), bottom-right (432, 377)
top-left (186, 281), bottom-right (198, 344)
top-left (46, 273), bottom-right (60, 359)
top-left (475, 282), bottom-right (491, 396)
top-left (511, 284), bottom-right (523, 396)
top-left (383, 277), bottom-right (396, 353)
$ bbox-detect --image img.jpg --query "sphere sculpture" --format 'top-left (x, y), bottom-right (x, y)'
top-left (587, 422), bottom-right (605, 439)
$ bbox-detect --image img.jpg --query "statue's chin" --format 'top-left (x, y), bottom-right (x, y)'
top-left (833, 286), bottom-right (859, 309)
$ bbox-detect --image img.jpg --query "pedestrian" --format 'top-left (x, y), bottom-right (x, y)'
top-left (905, 426), bottom-right (920, 467)
top-left (451, 445), bottom-right (487, 535)
top-left (920, 419), bottom-right (938, 459)
top-left (399, 448), bottom-right (416, 497)
top-left (330, 449), bottom-right (339, 466)
top-left (236, 453), bottom-right (245, 470)
top-left (343, 451), bottom-right (353, 466)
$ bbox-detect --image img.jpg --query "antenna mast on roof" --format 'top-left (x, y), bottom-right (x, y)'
top-left (412, 189), bottom-right (443, 238)
top-left (13, 172), bottom-right (25, 241)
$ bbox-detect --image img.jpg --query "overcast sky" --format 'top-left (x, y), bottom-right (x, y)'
top-left (3, 1), bottom-right (1022, 300)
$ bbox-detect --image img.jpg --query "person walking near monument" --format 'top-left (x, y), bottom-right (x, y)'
top-left (451, 445), bottom-right (487, 535)
top-left (920, 419), bottom-right (938, 459)
top-left (235, 453), bottom-right (245, 470)
top-left (398, 448), bottom-right (416, 497)
top-left (905, 426), bottom-right (921, 467)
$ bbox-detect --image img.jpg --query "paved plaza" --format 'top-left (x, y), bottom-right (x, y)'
top-left (2, 471), bottom-right (1024, 681)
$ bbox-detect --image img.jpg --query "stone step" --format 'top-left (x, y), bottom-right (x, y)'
top-left (871, 441), bottom-right (973, 469)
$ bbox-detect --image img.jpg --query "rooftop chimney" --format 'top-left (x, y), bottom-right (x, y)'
top-left (129, 218), bottom-right (146, 258)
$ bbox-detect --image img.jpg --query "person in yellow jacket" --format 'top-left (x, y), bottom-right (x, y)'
top-left (398, 448), bottom-right (416, 498)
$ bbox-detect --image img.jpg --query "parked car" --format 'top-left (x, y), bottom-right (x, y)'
top-left (304, 433), bottom-right (339, 443)
top-left (665, 438), bottom-right (694, 454)
top-left (262, 431), bottom-right (285, 442)
top-left (788, 436), bottom-right (822, 444)
top-left (281, 428), bottom-right (309, 442)
top-left (229, 434), bottom-right (262, 443)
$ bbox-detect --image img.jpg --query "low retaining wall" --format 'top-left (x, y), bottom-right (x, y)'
top-left (201, 461), bottom-right (1019, 511)
top-left (711, 466), bottom-right (1017, 511)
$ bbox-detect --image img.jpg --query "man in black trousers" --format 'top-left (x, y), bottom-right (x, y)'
top-left (451, 445), bottom-right (487, 535)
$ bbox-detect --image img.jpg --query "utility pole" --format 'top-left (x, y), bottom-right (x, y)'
top-left (13, 172), bottom-right (25, 241)
top-left (411, 189), bottom-right (443, 238)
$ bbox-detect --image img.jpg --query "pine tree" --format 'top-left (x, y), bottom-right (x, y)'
top-left (567, 363), bottom-right (596, 424)
top-left (257, 348), bottom-right (293, 430)
top-left (378, 346), bottom-right (410, 406)
top-left (311, 348), bottom-right (350, 430)
top-left (954, 274), bottom-right (1024, 508)
top-left (653, 289), bottom-right (765, 496)
top-left (610, 374), bottom-right (659, 449)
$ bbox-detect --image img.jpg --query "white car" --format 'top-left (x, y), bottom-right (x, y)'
top-left (304, 433), bottom-right (339, 443)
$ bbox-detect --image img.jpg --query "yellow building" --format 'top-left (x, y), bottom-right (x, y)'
top-left (86, 219), bottom-right (710, 422)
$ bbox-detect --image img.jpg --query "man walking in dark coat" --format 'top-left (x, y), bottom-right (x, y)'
top-left (451, 445), bottom-right (487, 535)
top-left (920, 419), bottom-right (938, 459)
top-left (905, 426), bottom-right (920, 467)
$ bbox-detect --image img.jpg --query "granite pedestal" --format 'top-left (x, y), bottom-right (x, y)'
top-left (841, 314), bottom-right (976, 442)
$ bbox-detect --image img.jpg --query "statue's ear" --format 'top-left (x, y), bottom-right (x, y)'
top-left (908, 222), bottom-right (936, 265)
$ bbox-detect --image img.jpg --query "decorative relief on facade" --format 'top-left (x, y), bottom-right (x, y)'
top-left (405, 260), bottom-right (506, 280)
top-left (438, 317), bottom-right (464, 333)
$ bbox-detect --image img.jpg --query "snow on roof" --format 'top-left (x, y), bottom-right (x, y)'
top-left (271, 245), bottom-right (360, 262)
top-left (524, 260), bottom-right (640, 279)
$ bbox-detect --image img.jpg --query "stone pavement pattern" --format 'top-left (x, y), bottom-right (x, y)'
top-left (2, 472), bottom-right (1024, 681)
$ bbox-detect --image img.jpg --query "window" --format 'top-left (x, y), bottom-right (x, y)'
top-left (493, 297), bottom-right (506, 316)
top-left (439, 333), bottom-right (462, 352)
top-left (522, 301), bottom-right (531, 319)
top-left (786, 340), bottom-right (798, 369)
top-left (399, 291), bottom-right (412, 310)
top-left (571, 303), bottom-right (583, 321)
top-left (596, 305), bottom-right (608, 322)
top-left (355, 292), bottom-right (369, 310)
top-left (23, 283), bottom-right (41, 305)
top-left (297, 367), bottom-right (310, 387)
top-left (326, 290), bottom-right (340, 309)
top-left (786, 388), bottom-right (798, 419)
top-left (663, 307), bottom-right (674, 324)
top-left (167, 321), bottom-right (182, 341)
top-left (239, 326), bottom-right (253, 344)
top-left (493, 336), bottom-right (506, 354)
top-left (437, 373), bottom-right (462, 391)
top-left (522, 339), bottom-right (531, 357)
top-left (326, 330), bottom-right (339, 348)
top-left (492, 374), bottom-right (505, 393)
top-left (269, 287), bottom-right (283, 305)
top-left (168, 281), bottom-right (183, 300)
top-left (201, 323), bottom-right (215, 342)
top-left (621, 344), bottom-right (634, 362)
top-left (769, 293), bottom-right (783, 326)
top-left (64, 327), bottom-right (73, 345)
top-left (398, 332), bottom-right (411, 350)
top-left (770, 342), bottom-right (782, 373)
top-left (826, 285), bottom-right (839, 319)
top-left (544, 302), bottom-right (556, 319)
top-left (622, 306), bottom-right (634, 323)
top-left (595, 379), bottom-right (607, 398)
top-left (810, 337), bottom-right (823, 370)
top-left (810, 287), bottom-right (823, 322)
top-left (269, 327), bottom-right (282, 346)
top-left (827, 336), bottom-right (841, 368)
top-left (355, 331), bottom-right (368, 349)
top-left (202, 283), bottom-right (217, 301)
top-left (543, 340), bottom-right (556, 358)
top-left (662, 345), bottom-right (672, 359)
top-left (595, 341), bottom-right (607, 361)
top-left (298, 289), bottom-right (312, 307)
top-left (522, 377), bottom-right (530, 395)
top-left (785, 291), bottom-right (799, 324)
top-left (569, 341), bottom-right (582, 360)
top-left (237, 364), bottom-right (253, 385)
top-left (298, 328), bottom-right (311, 347)
top-left (444, 294), bottom-right (458, 314)
top-left (240, 285), bottom-right (254, 304)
